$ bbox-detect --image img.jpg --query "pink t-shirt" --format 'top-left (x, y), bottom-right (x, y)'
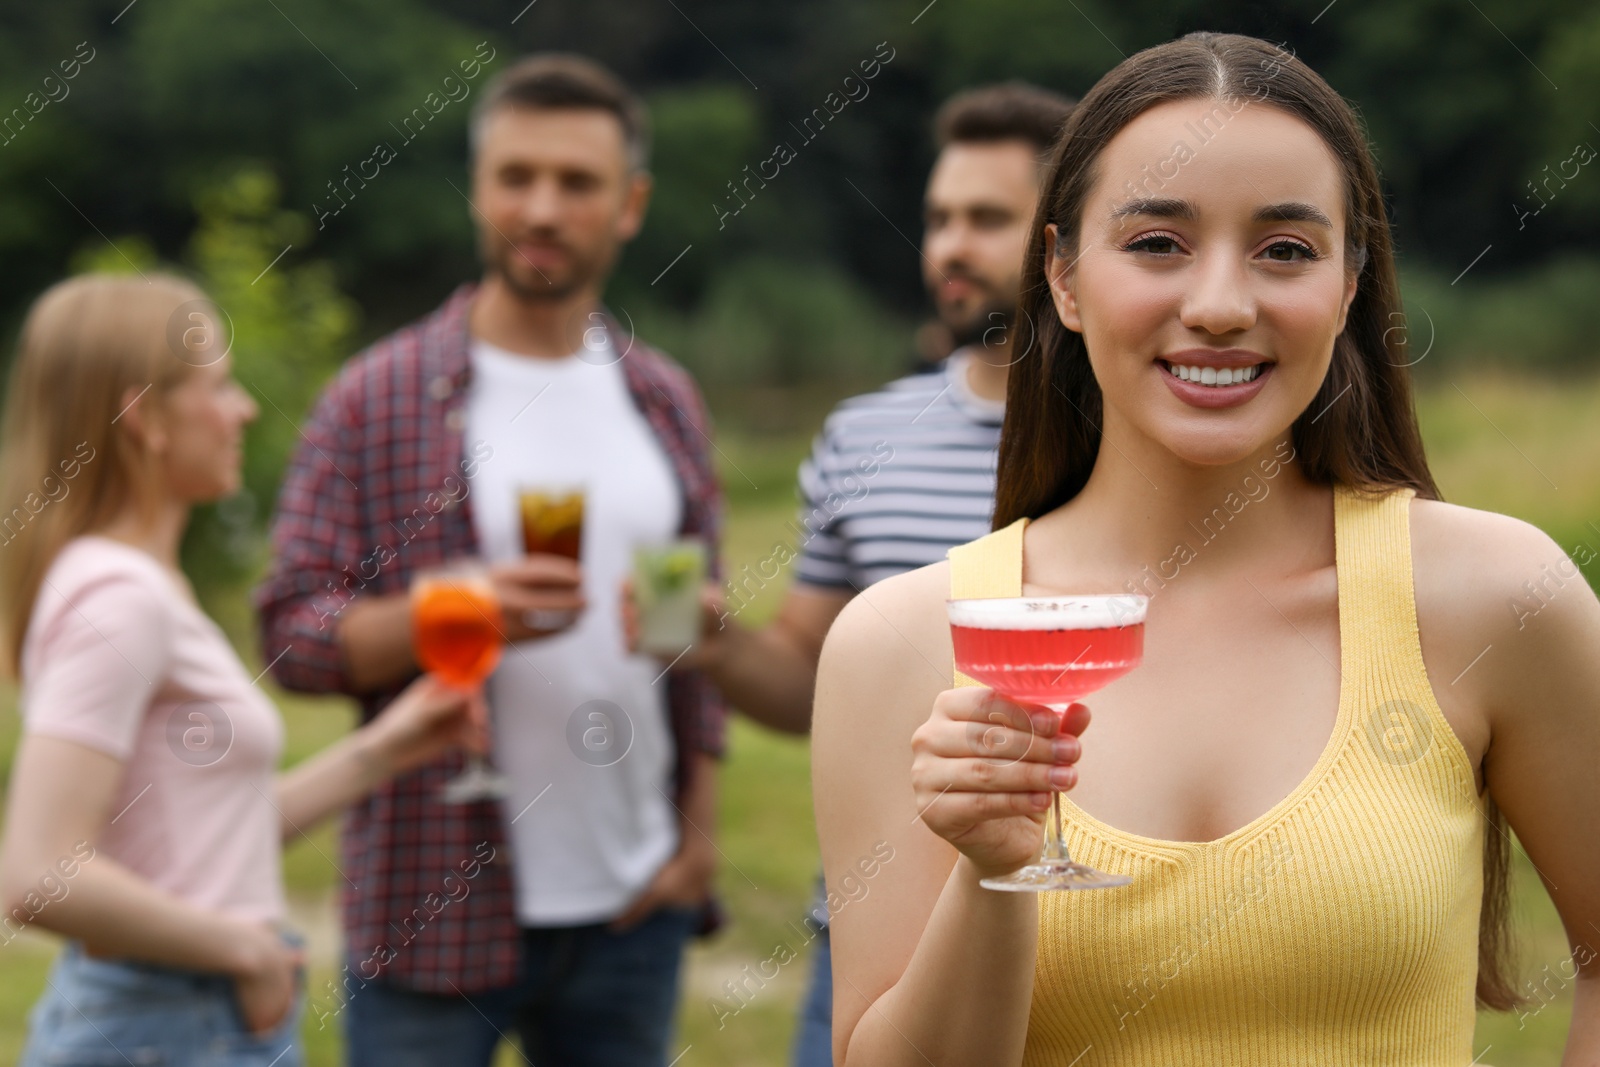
top-left (20, 536), bottom-right (286, 922)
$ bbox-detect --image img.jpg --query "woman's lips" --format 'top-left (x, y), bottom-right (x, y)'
top-left (1157, 358), bottom-right (1273, 409)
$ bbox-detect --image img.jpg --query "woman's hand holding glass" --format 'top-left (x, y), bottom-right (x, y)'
top-left (358, 674), bottom-right (481, 778)
top-left (910, 688), bottom-right (1092, 882)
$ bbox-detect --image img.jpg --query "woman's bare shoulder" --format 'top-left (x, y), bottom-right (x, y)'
top-left (1409, 495), bottom-right (1581, 625)
top-left (822, 559), bottom-right (955, 667)
top-left (1409, 495), bottom-right (1596, 702)
top-left (814, 559), bottom-right (955, 743)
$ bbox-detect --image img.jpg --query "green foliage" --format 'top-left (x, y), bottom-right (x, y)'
top-left (1401, 256), bottom-right (1600, 373)
top-left (1536, 7), bottom-right (1600, 218)
top-left (917, 0), bottom-right (1129, 97)
top-left (66, 233), bottom-right (160, 276)
top-left (620, 85), bottom-right (765, 306)
top-left (637, 256), bottom-right (910, 394)
top-left (6, 0), bottom-right (1600, 339)
top-left (180, 166), bottom-right (359, 606)
top-left (125, 0), bottom-right (496, 268)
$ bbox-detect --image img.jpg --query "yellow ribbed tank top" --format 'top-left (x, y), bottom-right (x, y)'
top-left (948, 484), bottom-right (1485, 1065)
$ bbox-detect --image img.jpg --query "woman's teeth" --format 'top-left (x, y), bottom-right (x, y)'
top-left (1164, 362), bottom-right (1261, 386)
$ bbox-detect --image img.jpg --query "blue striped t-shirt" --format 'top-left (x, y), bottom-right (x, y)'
top-left (795, 350), bottom-right (1005, 592)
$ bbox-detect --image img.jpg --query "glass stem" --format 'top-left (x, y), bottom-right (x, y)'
top-left (1042, 792), bottom-right (1071, 864)
top-left (470, 684), bottom-right (490, 768)
top-left (1042, 702), bottom-right (1073, 865)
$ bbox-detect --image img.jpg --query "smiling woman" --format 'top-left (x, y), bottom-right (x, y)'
top-left (813, 30), bottom-right (1600, 1067)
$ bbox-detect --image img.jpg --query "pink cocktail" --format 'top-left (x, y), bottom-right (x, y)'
top-left (950, 621), bottom-right (1143, 704)
top-left (947, 594), bottom-right (1148, 891)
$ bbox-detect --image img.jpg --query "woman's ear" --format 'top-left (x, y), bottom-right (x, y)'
top-left (116, 384), bottom-right (165, 456)
top-left (1044, 223), bottom-right (1083, 334)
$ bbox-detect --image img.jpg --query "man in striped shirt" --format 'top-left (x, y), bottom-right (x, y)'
top-left (651, 82), bottom-right (1075, 1066)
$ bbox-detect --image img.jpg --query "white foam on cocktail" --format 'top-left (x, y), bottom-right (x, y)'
top-left (946, 595), bottom-right (1147, 629)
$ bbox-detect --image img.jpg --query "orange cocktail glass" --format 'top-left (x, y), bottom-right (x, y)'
top-left (412, 567), bottom-right (506, 802)
top-left (414, 574), bottom-right (502, 687)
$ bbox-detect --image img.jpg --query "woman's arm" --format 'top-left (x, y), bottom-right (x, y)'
top-left (814, 567), bottom-right (1086, 1067)
top-left (0, 733), bottom-right (297, 1025)
top-left (1428, 506), bottom-right (1600, 1062)
top-left (272, 673), bottom-right (473, 837)
top-left (1565, 978), bottom-right (1600, 1066)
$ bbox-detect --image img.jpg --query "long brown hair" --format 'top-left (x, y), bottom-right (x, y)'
top-left (996, 31), bottom-right (1517, 1010)
top-left (0, 273), bottom-right (207, 676)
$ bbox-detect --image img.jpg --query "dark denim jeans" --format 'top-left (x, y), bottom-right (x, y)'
top-left (345, 906), bottom-right (698, 1067)
top-left (791, 926), bottom-right (833, 1067)
top-left (20, 938), bottom-right (304, 1067)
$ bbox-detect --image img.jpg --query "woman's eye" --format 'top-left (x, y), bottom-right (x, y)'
top-left (1125, 234), bottom-right (1182, 255)
top-left (1262, 239), bottom-right (1319, 262)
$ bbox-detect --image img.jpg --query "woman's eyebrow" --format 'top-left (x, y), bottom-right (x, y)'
top-left (1252, 201), bottom-right (1334, 228)
top-left (1109, 197), bottom-right (1194, 222)
top-left (1108, 197), bottom-right (1334, 229)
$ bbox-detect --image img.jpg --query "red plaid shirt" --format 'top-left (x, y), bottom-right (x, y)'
top-left (255, 283), bottom-right (725, 993)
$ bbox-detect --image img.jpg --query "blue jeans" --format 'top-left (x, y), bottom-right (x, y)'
top-left (19, 940), bottom-right (304, 1067)
top-left (345, 907), bottom-right (698, 1067)
top-left (791, 926), bottom-right (833, 1067)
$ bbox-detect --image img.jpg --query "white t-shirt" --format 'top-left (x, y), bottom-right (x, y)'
top-left (464, 336), bottom-right (683, 925)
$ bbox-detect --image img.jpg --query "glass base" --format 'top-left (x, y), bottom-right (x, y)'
top-left (980, 860), bottom-right (1132, 892)
top-left (440, 761), bottom-right (512, 804)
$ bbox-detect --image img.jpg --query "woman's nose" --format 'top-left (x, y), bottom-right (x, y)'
top-left (1178, 250), bottom-right (1256, 335)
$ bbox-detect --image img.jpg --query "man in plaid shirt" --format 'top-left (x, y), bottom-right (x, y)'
top-left (256, 54), bottom-right (723, 1066)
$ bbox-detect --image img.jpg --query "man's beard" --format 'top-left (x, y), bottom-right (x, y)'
top-left (483, 235), bottom-right (597, 303)
top-left (944, 297), bottom-right (1018, 349)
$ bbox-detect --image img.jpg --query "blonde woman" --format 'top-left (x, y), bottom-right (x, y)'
top-left (0, 274), bottom-right (477, 1067)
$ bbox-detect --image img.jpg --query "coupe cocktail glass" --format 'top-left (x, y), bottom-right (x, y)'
top-left (947, 594), bottom-right (1147, 891)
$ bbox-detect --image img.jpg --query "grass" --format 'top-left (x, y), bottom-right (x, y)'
top-left (2, 369), bottom-right (1597, 1065)
top-left (1416, 370), bottom-right (1600, 570)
